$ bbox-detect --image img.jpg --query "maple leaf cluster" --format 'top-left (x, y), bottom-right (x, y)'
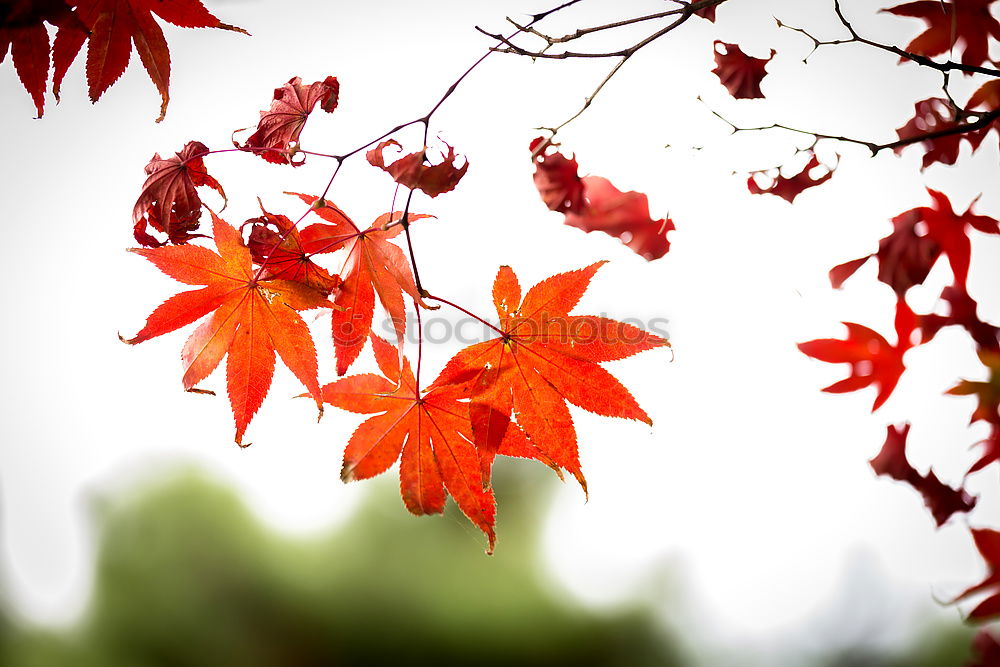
top-left (698, 0), bottom-right (1000, 633)
top-left (97, 1), bottom-right (1000, 652)
top-left (123, 77), bottom-right (670, 552)
top-left (798, 188), bottom-right (1000, 537)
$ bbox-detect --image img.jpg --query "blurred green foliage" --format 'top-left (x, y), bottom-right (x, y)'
top-left (0, 465), bottom-right (686, 666)
top-left (0, 463), bottom-right (978, 667)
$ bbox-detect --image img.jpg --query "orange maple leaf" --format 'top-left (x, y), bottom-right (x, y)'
top-left (431, 262), bottom-right (670, 489)
top-left (124, 211), bottom-right (330, 445)
top-left (292, 193), bottom-right (431, 375)
top-left (320, 335), bottom-right (497, 553)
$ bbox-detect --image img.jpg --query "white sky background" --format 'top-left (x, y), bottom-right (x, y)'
top-left (1, 0), bottom-right (999, 660)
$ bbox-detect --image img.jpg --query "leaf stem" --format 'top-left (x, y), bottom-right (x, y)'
top-left (426, 294), bottom-right (505, 337)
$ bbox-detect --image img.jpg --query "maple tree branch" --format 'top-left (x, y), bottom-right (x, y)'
top-left (778, 0), bottom-right (1000, 77)
top-left (480, 0), bottom-right (724, 57)
top-left (706, 100), bottom-right (1000, 157)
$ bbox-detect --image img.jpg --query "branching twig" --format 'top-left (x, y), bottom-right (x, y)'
top-left (779, 0), bottom-right (1000, 77)
top-left (706, 100), bottom-right (1000, 156)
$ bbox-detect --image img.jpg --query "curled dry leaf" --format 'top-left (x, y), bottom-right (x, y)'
top-left (747, 151), bottom-right (838, 203)
top-left (712, 41), bottom-right (773, 99)
top-left (132, 140), bottom-right (227, 248)
top-left (366, 139), bottom-right (469, 197)
top-left (52, 0), bottom-right (247, 122)
top-left (529, 138), bottom-right (674, 260)
top-left (869, 424), bottom-right (977, 526)
top-left (244, 200), bottom-right (343, 295)
top-left (235, 76), bottom-right (340, 165)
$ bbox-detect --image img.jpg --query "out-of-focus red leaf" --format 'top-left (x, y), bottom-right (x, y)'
top-left (870, 424), bottom-right (977, 526)
top-left (949, 350), bottom-right (1000, 425)
top-left (567, 177), bottom-right (675, 261)
top-left (0, 0), bottom-right (85, 116)
top-left (968, 425), bottom-right (1000, 476)
top-left (52, 0), bottom-right (246, 122)
top-left (967, 629), bottom-right (1000, 667)
top-left (694, 4), bottom-right (717, 21)
top-left (366, 139), bottom-right (469, 197)
top-left (747, 151), bottom-right (837, 203)
top-left (884, 0), bottom-right (1000, 68)
top-left (969, 80), bottom-right (1000, 112)
top-left (712, 41), bottom-right (773, 99)
top-left (798, 297), bottom-right (917, 410)
top-left (318, 335), bottom-right (497, 553)
top-left (921, 285), bottom-right (1000, 350)
top-left (895, 98), bottom-right (991, 169)
top-left (235, 76), bottom-right (340, 166)
top-left (132, 140), bottom-right (227, 248)
top-left (529, 138), bottom-right (673, 260)
top-left (830, 189), bottom-right (999, 294)
top-left (952, 528), bottom-right (1000, 621)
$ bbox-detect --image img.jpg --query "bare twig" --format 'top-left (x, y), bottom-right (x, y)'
top-left (779, 0), bottom-right (1000, 77)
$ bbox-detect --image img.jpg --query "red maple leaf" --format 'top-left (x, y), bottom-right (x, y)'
top-left (895, 98), bottom-right (992, 169)
top-left (51, 0), bottom-right (246, 122)
top-left (244, 200), bottom-right (345, 295)
top-left (830, 189), bottom-right (999, 294)
top-left (952, 528), bottom-right (1000, 621)
top-left (884, 0), bottom-right (1000, 68)
top-left (869, 423), bottom-right (977, 526)
top-left (529, 138), bottom-right (673, 260)
top-left (366, 140), bottom-right (469, 197)
top-left (949, 350), bottom-right (1000, 425)
top-left (124, 212), bottom-right (331, 445)
top-left (712, 41), bottom-right (774, 99)
top-left (969, 80), bottom-right (1000, 111)
top-left (0, 0), bottom-right (85, 116)
top-left (920, 285), bottom-right (999, 351)
top-left (319, 334), bottom-right (497, 553)
top-left (132, 140), bottom-right (227, 248)
top-left (694, 3), bottom-right (717, 21)
top-left (968, 629), bottom-right (1000, 667)
top-left (968, 425), bottom-right (1000, 476)
top-left (747, 151), bottom-right (838, 203)
top-left (235, 76), bottom-right (340, 166)
top-left (292, 193), bottom-right (431, 375)
top-left (798, 297), bottom-right (917, 410)
top-left (430, 263), bottom-right (669, 488)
